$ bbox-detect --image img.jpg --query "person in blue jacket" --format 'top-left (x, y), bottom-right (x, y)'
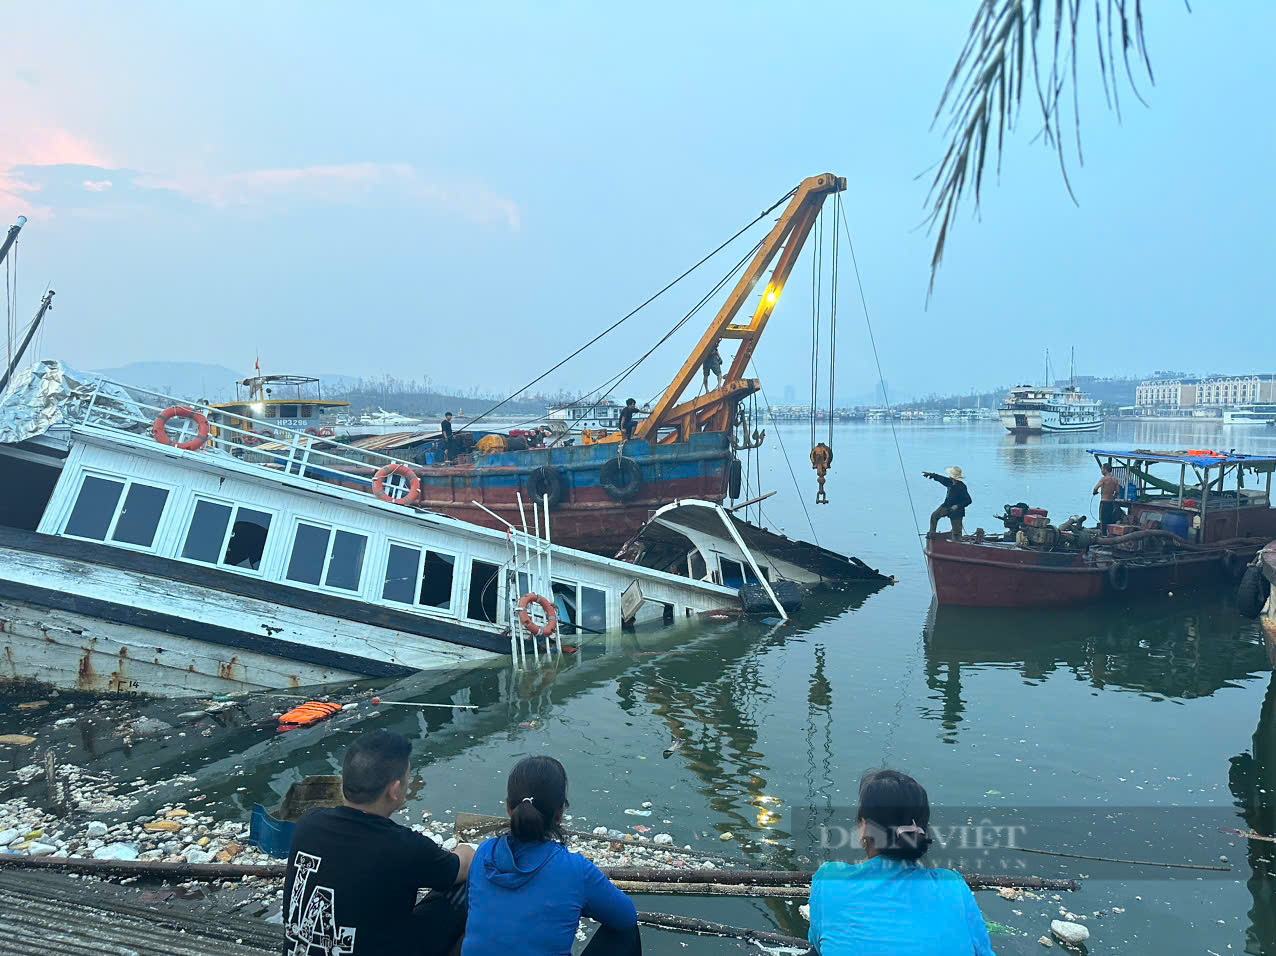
top-left (462, 756), bottom-right (640, 956)
top-left (807, 770), bottom-right (994, 956)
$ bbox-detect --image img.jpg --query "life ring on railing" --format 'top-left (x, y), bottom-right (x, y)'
top-left (517, 592), bottom-right (558, 639)
top-left (305, 427), bottom-right (319, 436)
top-left (372, 462), bottom-right (421, 505)
top-left (600, 456), bottom-right (643, 501)
top-left (152, 406), bottom-right (209, 451)
top-left (318, 426), bottom-right (335, 438)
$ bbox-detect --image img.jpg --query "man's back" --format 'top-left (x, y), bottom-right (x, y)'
top-left (283, 806), bottom-right (459, 955)
top-left (1097, 474), bottom-right (1119, 500)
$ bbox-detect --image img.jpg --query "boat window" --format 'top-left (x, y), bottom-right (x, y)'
top-left (63, 475), bottom-right (124, 540)
top-left (552, 580), bottom-right (578, 635)
top-left (182, 500), bottom-right (233, 563)
top-left (286, 523), bottom-right (331, 585)
top-left (110, 483), bottom-right (169, 548)
top-left (718, 557), bottom-right (747, 588)
top-left (580, 586), bottom-right (606, 633)
top-left (265, 405), bottom-right (279, 419)
top-left (467, 560), bottom-right (501, 622)
top-left (279, 405), bottom-right (299, 418)
top-left (300, 406), bottom-right (313, 418)
top-left (325, 530), bottom-right (367, 591)
top-left (223, 508), bottom-right (272, 570)
top-left (420, 551), bottom-right (455, 609)
top-left (688, 550), bottom-right (706, 580)
top-left (382, 544), bottom-right (420, 604)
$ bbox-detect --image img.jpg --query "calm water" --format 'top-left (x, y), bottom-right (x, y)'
top-left (21, 419), bottom-right (1276, 953)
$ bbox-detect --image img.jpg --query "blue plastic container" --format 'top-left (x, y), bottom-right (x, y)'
top-left (249, 803), bottom-right (296, 858)
top-left (1162, 511), bottom-right (1190, 539)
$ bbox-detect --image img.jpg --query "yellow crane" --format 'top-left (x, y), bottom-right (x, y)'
top-left (591, 172), bottom-right (846, 448)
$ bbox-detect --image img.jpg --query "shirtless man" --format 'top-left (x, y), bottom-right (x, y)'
top-left (1093, 463), bottom-right (1121, 532)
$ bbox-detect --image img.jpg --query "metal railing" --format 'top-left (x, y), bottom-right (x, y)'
top-left (68, 376), bottom-right (427, 505)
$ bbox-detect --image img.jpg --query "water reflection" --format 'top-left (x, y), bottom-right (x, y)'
top-left (922, 596), bottom-right (1271, 744)
top-left (1228, 673), bottom-right (1276, 956)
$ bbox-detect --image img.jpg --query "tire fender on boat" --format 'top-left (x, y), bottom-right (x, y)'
top-left (526, 465), bottom-right (565, 508)
top-left (727, 458), bottom-right (742, 500)
top-left (1223, 550), bottom-right (1248, 581)
top-left (517, 592), bottom-right (559, 638)
top-left (1107, 562), bottom-right (1129, 592)
top-left (152, 406), bottom-right (210, 451)
top-left (1237, 563), bottom-right (1271, 619)
top-left (600, 456), bottom-right (643, 501)
top-left (372, 462), bottom-right (421, 505)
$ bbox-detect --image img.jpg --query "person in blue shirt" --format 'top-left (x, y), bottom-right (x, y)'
top-left (807, 770), bottom-right (994, 956)
top-left (462, 756), bottom-right (641, 956)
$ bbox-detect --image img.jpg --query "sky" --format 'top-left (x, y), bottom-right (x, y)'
top-left (1, 1), bottom-right (1273, 405)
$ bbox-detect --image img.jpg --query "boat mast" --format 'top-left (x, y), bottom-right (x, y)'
top-left (0, 289), bottom-right (55, 394)
top-left (630, 173), bottom-right (846, 443)
top-left (0, 217), bottom-right (26, 269)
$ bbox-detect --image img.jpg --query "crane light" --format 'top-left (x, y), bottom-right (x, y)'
top-left (764, 288), bottom-right (778, 305)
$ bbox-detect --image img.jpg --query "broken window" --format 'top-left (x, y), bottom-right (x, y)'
top-left (467, 560), bottom-right (501, 622)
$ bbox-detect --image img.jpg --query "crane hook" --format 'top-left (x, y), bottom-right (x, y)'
top-left (810, 442), bottom-right (833, 505)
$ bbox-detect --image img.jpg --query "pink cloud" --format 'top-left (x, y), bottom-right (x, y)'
top-left (0, 128), bottom-right (112, 218)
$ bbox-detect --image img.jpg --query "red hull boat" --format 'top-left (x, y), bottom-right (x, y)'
top-left (926, 448), bottom-right (1276, 608)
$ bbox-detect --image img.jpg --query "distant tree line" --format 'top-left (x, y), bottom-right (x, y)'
top-left (329, 375), bottom-right (584, 418)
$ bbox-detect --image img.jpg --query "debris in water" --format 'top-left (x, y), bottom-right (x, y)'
top-left (1050, 920), bottom-right (1090, 946)
top-left (624, 809), bottom-right (652, 817)
top-left (663, 738), bottom-right (682, 759)
top-left (16, 701), bottom-right (49, 711)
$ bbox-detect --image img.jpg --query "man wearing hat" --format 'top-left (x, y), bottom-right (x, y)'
top-left (923, 466), bottom-right (971, 541)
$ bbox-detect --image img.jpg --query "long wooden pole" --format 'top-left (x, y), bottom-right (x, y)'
top-left (636, 911), bottom-right (808, 950)
top-left (0, 854), bottom-right (1080, 892)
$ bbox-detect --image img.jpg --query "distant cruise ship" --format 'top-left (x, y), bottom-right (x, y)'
top-left (999, 384), bottom-right (1104, 433)
top-left (1223, 404), bottom-right (1276, 426)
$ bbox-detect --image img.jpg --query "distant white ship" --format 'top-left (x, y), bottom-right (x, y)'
top-left (999, 384), bottom-right (1104, 433)
top-left (1223, 404), bottom-right (1276, 426)
top-left (357, 407), bottom-right (425, 427)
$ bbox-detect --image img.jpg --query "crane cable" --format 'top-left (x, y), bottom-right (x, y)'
top-left (459, 187), bottom-right (798, 434)
top-left (837, 196), bottom-right (923, 549)
top-left (809, 210), bottom-right (822, 450)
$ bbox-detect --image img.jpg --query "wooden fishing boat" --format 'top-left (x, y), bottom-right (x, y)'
top-left (925, 448), bottom-right (1276, 607)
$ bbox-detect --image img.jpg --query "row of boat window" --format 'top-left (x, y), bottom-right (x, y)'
top-left (58, 471), bottom-right (604, 631)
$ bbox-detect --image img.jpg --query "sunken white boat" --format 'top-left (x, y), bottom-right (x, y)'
top-left (0, 362), bottom-right (759, 698)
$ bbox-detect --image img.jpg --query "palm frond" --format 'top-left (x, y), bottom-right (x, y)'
top-left (925, 0), bottom-right (1181, 296)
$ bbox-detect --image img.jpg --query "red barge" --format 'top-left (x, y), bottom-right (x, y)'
top-left (926, 448), bottom-right (1276, 608)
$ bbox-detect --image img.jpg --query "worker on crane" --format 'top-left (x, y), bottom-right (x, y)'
top-left (702, 346), bottom-right (723, 392)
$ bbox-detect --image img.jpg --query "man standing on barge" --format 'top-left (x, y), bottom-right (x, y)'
top-left (1093, 462), bottom-right (1121, 533)
top-left (924, 466), bottom-right (971, 541)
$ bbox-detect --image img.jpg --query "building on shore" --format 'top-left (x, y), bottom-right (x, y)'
top-left (1134, 374), bottom-right (1275, 417)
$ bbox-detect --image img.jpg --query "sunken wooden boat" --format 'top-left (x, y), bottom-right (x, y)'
top-left (925, 448), bottom-right (1276, 608)
top-left (0, 362), bottom-right (772, 697)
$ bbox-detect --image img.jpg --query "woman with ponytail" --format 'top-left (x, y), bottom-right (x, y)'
top-left (806, 770), bottom-right (994, 955)
top-left (462, 756), bottom-right (640, 956)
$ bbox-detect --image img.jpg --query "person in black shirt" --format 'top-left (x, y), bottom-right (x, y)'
top-left (283, 731), bottom-right (474, 956)
top-left (441, 412), bottom-right (455, 463)
top-left (923, 466), bottom-right (972, 541)
top-left (618, 398), bottom-right (639, 440)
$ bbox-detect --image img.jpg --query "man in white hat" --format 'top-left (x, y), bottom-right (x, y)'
top-left (923, 466), bottom-right (971, 541)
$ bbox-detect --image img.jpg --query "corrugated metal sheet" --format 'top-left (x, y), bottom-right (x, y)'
top-left (253, 429), bottom-right (438, 453)
top-left (0, 871), bottom-right (277, 954)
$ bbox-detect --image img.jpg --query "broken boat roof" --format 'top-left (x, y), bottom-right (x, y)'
top-left (1087, 449), bottom-right (1276, 467)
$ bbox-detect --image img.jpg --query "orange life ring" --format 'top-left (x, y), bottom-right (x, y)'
top-left (152, 406), bottom-right (210, 451)
top-left (517, 592), bottom-right (558, 638)
top-left (372, 462), bottom-right (421, 505)
top-left (305, 427), bottom-right (319, 436)
top-left (318, 426), bottom-right (335, 438)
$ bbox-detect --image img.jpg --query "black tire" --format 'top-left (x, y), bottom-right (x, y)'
top-left (600, 456), bottom-right (643, 501)
top-left (526, 465), bottom-right (564, 508)
top-left (1238, 563), bottom-right (1271, 619)
top-left (1107, 562), bottom-right (1129, 592)
top-left (739, 579), bottom-right (802, 613)
top-left (727, 458), bottom-right (742, 500)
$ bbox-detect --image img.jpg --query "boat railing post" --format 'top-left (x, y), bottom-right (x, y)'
top-left (544, 492), bottom-right (559, 656)
top-left (712, 503), bottom-right (787, 621)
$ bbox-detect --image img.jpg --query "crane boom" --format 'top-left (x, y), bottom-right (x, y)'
top-left (628, 173), bottom-right (845, 443)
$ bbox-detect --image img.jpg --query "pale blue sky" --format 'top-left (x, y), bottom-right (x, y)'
top-left (2, 2), bottom-right (1272, 402)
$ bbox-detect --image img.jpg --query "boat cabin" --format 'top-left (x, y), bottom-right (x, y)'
top-left (1088, 448), bottom-right (1276, 544)
top-left (209, 374), bottom-right (348, 443)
